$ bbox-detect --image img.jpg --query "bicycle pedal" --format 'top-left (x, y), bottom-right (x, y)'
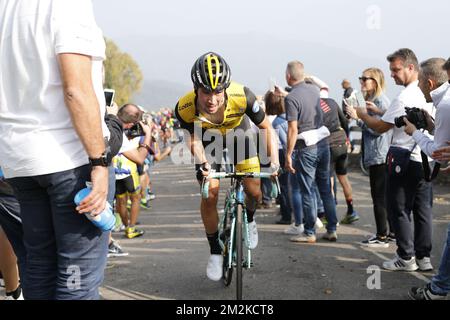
top-left (243, 261), bottom-right (254, 268)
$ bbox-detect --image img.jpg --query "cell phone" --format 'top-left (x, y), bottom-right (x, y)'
top-left (104, 89), bottom-right (115, 107)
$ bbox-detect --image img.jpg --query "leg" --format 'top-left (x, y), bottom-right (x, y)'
top-left (129, 192), bottom-right (142, 226)
top-left (386, 167), bottom-right (415, 260)
top-left (430, 224), bottom-right (450, 295)
top-left (0, 227), bottom-right (19, 294)
top-left (7, 177), bottom-right (57, 300)
top-left (116, 195), bottom-right (129, 227)
top-left (289, 171), bottom-right (303, 226)
top-left (0, 193), bottom-right (26, 288)
top-left (293, 148), bottom-right (318, 235)
top-left (412, 170), bottom-right (433, 260)
top-left (201, 179), bottom-right (220, 235)
top-left (369, 164), bottom-right (389, 237)
top-left (316, 145), bottom-right (338, 233)
top-left (243, 178), bottom-right (262, 221)
top-left (46, 166), bottom-right (108, 300)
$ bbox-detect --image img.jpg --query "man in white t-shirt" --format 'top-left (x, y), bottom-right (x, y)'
top-left (356, 48), bottom-right (434, 273)
top-left (0, 0), bottom-right (110, 299)
top-left (113, 104), bottom-right (152, 239)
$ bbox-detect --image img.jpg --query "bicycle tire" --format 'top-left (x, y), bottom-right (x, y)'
top-left (236, 204), bottom-right (243, 300)
top-left (221, 203), bottom-right (233, 286)
top-left (359, 156), bottom-right (369, 176)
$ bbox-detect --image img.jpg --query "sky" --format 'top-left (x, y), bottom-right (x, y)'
top-left (92, 0), bottom-right (450, 107)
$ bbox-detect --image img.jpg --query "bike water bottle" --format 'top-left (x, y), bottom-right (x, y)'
top-left (74, 188), bottom-right (116, 232)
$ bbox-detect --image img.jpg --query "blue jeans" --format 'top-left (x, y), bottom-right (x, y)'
top-left (293, 140), bottom-right (338, 235)
top-left (279, 150), bottom-right (302, 223)
top-left (430, 223), bottom-right (450, 295)
top-left (288, 170), bottom-right (303, 226)
top-left (7, 165), bottom-right (109, 300)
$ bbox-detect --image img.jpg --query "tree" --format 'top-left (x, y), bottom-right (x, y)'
top-left (104, 39), bottom-right (143, 106)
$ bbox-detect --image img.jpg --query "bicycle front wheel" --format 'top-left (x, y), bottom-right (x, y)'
top-left (236, 204), bottom-right (243, 300)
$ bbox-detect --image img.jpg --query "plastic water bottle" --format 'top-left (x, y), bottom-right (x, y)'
top-left (74, 188), bottom-right (116, 232)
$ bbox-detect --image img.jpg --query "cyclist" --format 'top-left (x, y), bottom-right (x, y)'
top-left (175, 52), bottom-right (279, 281)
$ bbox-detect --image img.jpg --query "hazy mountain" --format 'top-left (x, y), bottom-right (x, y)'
top-left (133, 80), bottom-right (190, 110)
top-left (122, 33), bottom-right (401, 107)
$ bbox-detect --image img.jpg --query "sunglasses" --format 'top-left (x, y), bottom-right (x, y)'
top-left (359, 76), bottom-right (375, 82)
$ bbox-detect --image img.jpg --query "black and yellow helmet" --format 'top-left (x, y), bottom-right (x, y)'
top-left (191, 52), bottom-right (231, 93)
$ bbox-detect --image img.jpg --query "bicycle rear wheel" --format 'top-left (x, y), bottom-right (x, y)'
top-left (236, 204), bottom-right (243, 300)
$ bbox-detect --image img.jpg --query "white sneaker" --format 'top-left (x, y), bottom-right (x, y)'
top-left (417, 257), bottom-right (433, 272)
top-left (206, 254), bottom-right (223, 281)
top-left (284, 223), bottom-right (304, 235)
top-left (248, 221), bottom-right (258, 250)
top-left (382, 254), bottom-right (419, 272)
top-left (315, 218), bottom-right (324, 229)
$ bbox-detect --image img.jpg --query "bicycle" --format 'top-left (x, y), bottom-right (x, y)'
top-left (201, 170), bottom-right (279, 300)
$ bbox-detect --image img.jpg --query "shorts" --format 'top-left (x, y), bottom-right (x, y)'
top-left (115, 172), bottom-right (141, 197)
top-left (330, 144), bottom-right (348, 175)
top-left (195, 116), bottom-right (260, 177)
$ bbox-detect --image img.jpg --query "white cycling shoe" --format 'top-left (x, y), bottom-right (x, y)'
top-left (248, 221), bottom-right (259, 250)
top-left (206, 254), bottom-right (223, 281)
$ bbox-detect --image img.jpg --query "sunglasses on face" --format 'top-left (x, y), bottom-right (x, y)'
top-left (359, 76), bottom-right (375, 82)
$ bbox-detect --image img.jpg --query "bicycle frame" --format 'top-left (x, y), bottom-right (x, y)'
top-left (201, 171), bottom-right (279, 299)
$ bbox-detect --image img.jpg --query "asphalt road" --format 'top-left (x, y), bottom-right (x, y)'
top-left (97, 157), bottom-right (450, 301)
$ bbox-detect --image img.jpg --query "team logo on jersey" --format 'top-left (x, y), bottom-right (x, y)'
top-left (252, 101), bottom-right (261, 113)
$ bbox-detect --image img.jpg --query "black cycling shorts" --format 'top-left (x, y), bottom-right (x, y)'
top-left (195, 116), bottom-right (260, 176)
top-left (115, 174), bottom-right (140, 196)
top-left (330, 144), bottom-right (348, 175)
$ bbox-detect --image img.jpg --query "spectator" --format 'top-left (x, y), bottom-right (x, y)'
top-left (0, 0), bottom-right (111, 299)
top-left (346, 67), bottom-right (394, 247)
top-left (281, 61), bottom-right (338, 243)
top-left (319, 97), bottom-right (360, 224)
top-left (265, 91), bottom-right (303, 231)
top-left (404, 57), bottom-right (449, 299)
top-left (409, 143), bottom-right (450, 299)
top-left (113, 104), bottom-right (152, 239)
top-left (404, 58), bottom-right (449, 158)
top-left (356, 48), bottom-right (434, 272)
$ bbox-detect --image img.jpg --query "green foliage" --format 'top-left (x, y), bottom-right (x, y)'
top-left (104, 38), bottom-right (143, 106)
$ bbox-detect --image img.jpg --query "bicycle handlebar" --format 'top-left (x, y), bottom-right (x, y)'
top-left (201, 171), bottom-right (280, 199)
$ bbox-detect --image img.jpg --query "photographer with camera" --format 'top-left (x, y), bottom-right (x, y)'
top-left (356, 48), bottom-right (434, 272)
top-left (113, 104), bottom-right (152, 239)
top-left (404, 58), bottom-right (449, 159)
top-left (402, 57), bottom-right (450, 300)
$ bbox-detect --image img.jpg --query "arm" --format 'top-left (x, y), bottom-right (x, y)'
top-left (257, 117), bottom-right (280, 168)
top-left (153, 142), bottom-right (172, 162)
top-left (243, 87), bottom-right (279, 169)
top-left (285, 121), bottom-right (298, 174)
top-left (356, 107), bottom-right (393, 134)
top-left (58, 53), bottom-right (108, 215)
top-left (122, 124), bottom-right (152, 165)
top-left (337, 105), bottom-right (349, 133)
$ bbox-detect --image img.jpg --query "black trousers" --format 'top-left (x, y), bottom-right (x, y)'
top-left (386, 161), bottom-right (433, 260)
top-left (369, 164), bottom-right (393, 237)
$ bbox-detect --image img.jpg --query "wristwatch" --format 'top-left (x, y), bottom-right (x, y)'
top-left (139, 143), bottom-right (151, 153)
top-left (89, 150), bottom-right (110, 167)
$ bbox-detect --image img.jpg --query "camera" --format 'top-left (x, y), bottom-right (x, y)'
top-left (394, 107), bottom-right (428, 129)
top-left (125, 112), bottom-right (152, 138)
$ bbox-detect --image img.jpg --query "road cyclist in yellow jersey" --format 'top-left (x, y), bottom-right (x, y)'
top-left (174, 52), bottom-right (279, 281)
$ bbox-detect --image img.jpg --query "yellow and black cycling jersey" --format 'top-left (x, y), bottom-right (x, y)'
top-left (174, 82), bottom-right (265, 136)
